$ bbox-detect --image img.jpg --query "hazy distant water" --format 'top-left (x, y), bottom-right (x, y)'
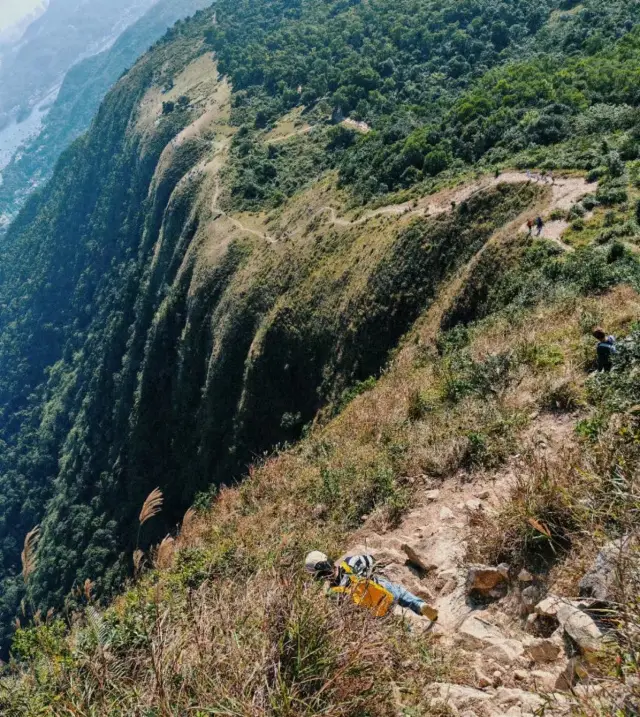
top-left (0, 85), bottom-right (59, 173)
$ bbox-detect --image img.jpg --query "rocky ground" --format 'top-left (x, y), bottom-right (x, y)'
top-left (344, 414), bottom-right (627, 716)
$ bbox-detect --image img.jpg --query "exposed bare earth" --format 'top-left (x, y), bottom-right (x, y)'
top-left (345, 415), bottom-right (587, 716)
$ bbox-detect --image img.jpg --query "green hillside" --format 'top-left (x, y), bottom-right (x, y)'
top-left (0, 0), bottom-right (213, 228)
top-left (0, 0), bottom-right (638, 712)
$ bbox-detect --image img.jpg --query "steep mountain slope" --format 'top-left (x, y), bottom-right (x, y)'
top-left (0, 1), bottom-right (638, 699)
top-left (0, 0), bottom-right (212, 228)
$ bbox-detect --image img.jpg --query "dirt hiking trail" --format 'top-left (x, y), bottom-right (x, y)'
top-left (342, 405), bottom-right (612, 717)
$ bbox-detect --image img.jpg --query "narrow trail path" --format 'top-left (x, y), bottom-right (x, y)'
top-left (346, 415), bottom-right (582, 716)
top-left (339, 176), bottom-right (596, 715)
top-left (405, 175), bottom-right (593, 349)
top-left (204, 139), bottom-right (277, 244)
top-left (317, 172), bottom-right (592, 231)
top-left (264, 125), bottom-right (313, 144)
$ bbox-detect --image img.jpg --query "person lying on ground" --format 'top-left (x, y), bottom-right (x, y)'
top-left (305, 550), bottom-right (438, 621)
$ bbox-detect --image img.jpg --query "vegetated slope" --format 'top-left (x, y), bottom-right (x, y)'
top-left (0, 0), bottom-right (213, 228)
top-left (0, 0), bottom-right (638, 671)
top-left (3, 195), bottom-right (640, 712)
top-left (0, 0), bottom-right (158, 128)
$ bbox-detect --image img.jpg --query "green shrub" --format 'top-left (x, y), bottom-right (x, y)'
top-left (541, 379), bottom-right (584, 412)
top-left (597, 182), bottom-right (628, 206)
top-left (407, 389), bottom-right (435, 421)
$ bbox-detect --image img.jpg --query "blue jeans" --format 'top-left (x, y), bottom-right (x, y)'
top-left (377, 577), bottom-right (425, 615)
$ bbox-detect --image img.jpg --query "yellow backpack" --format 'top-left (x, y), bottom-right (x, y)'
top-left (331, 561), bottom-right (395, 617)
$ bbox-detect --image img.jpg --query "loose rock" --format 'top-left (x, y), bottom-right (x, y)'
top-left (440, 507), bottom-right (455, 521)
top-left (521, 584), bottom-right (544, 610)
top-left (578, 536), bottom-right (631, 601)
top-left (456, 616), bottom-right (505, 650)
top-left (536, 594), bottom-right (603, 654)
top-left (483, 639), bottom-right (525, 665)
top-left (466, 564), bottom-right (509, 600)
top-left (425, 489), bottom-right (440, 503)
top-left (401, 543), bottom-right (437, 574)
top-left (465, 498), bottom-right (483, 513)
top-left (475, 668), bottom-right (492, 688)
top-left (531, 670), bottom-right (557, 692)
top-left (555, 657), bottom-right (589, 691)
top-left (525, 638), bottom-right (562, 663)
top-left (562, 607), bottom-right (603, 654)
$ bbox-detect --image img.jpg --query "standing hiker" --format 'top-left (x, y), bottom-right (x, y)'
top-left (527, 218), bottom-right (534, 236)
top-left (536, 216), bottom-right (544, 236)
top-left (593, 328), bottom-right (616, 372)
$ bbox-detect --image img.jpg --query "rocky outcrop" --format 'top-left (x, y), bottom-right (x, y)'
top-left (578, 537), bottom-right (631, 601)
top-left (535, 595), bottom-right (603, 655)
top-left (526, 638), bottom-right (562, 664)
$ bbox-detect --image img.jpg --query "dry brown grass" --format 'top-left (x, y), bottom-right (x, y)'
top-left (5, 283), bottom-right (640, 714)
top-left (20, 526), bottom-right (40, 583)
top-left (2, 568), bottom-right (461, 716)
top-left (139, 487), bottom-right (164, 527)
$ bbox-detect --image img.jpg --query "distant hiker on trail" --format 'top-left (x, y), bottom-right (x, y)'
top-left (305, 551), bottom-right (439, 621)
top-left (536, 216), bottom-right (544, 236)
top-left (527, 218), bottom-right (534, 236)
top-left (593, 328), bottom-right (616, 372)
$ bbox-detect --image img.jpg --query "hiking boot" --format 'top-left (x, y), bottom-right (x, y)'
top-left (421, 604), bottom-right (438, 621)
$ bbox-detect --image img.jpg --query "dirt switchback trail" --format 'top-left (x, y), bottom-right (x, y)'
top-left (318, 172), bottom-right (592, 230)
top-left (402, 174), bottom-right (595, 349)
top-left (338, 174), bottom-right (597, 716)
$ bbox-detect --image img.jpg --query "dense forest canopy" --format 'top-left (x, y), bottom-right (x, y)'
top-left (0, 0), bottom-right (638, 656)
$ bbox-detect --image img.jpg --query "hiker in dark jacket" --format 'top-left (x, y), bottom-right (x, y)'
top-left (536, 216), bottom-right (544, 236)
top-left (305, 550), bottom-right (438, 619)
top-left (593, 328), bottom-right (616, 372)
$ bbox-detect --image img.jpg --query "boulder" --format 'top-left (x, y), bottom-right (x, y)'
top-left (482, 639), bottom-right (525, 665)
top-left (562, 607), bottom-right (602, 654)
top-left (426, 683), bottom-right (493, 711)
top-left (495, 687), bottom-right (544, 712)
top-left (579, 537), bottom-right (631, 601)
top-left (555, 657), bottom-right (589, 691)
top-left (535, 594), bottom-right (603, 655)
top-left (531, 670), bottom-right (558, 692)
top-left (535, 594), bottom-right (565, 618)
top-left (401, 543), bottom-right (437, 573)
top-left (456, 615), bottom-right (506, 650)
top-left (466, 564), bottom-right (509, 600)
top-left (525, 638), bottom-right (562, 663)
